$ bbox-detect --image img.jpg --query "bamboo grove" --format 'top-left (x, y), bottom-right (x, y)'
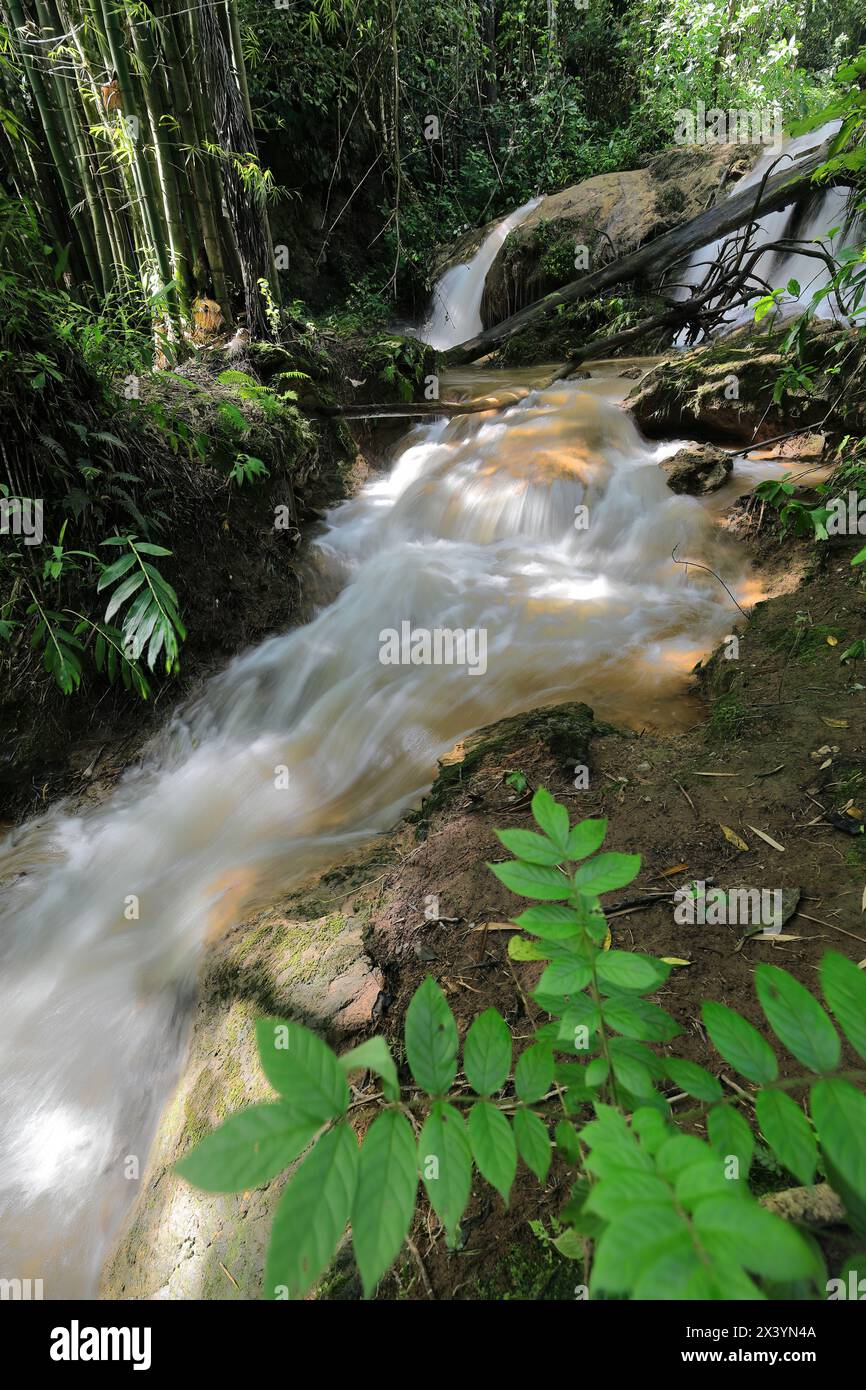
top-left (0, 0), bottom-right (280, 341)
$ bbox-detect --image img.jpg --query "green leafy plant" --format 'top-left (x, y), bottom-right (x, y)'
top-left (97, 535), bottom-right (186, 674)
top-left (229, 452), bottom-right (270, 487)
top-left (178, 789), bottom-right (866, 1300)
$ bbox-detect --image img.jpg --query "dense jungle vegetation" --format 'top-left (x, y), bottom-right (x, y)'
top-left (1, 0), bottom-right (865, 715)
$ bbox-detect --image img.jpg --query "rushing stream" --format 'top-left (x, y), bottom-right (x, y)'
top-left (0, 192), bottom-right (778, 1300)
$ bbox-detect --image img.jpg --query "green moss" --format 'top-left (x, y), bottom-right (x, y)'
top-left (472, 1237), bottom-right (578, 1301)
top-left (412, 702), bottom-right (598, 830)
top-left (706, 691), bottom-right (749, 743)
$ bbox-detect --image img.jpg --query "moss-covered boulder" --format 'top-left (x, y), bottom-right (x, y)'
top-left (625, 326), bottom-right (866, 444)
top-left (480, 144), bottom-right (758, 329)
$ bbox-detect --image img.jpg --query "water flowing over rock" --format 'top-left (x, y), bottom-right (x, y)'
top-left (480, 145), bottom-right (757, 329)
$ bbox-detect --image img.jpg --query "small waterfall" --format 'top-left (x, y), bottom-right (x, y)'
top-left (0, 381), bottom-right (759, 1297)
top-left (673, 120), bottom-right (859, 338)
top-left (416, 198), bottom-right (542, 350)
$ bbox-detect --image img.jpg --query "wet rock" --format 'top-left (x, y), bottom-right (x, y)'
top-left (480, 143), bottom-right (759, 328)
top-left (101, 898), bottom-right (383, 1300)
top-left (661, 442), bottom-right (732, 495)
top-left (625, 323), bottom-right (864, 445)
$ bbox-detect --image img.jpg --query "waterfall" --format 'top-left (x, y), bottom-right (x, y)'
top-left (673, 120), bottom-right (859, 338)
top-left (416, 198), bottom-right (543, 350)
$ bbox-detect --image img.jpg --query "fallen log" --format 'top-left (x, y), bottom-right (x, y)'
top-left (444, 141), bottom-right (835, 366)
top-left (313, 390), bottom-right (529, 419)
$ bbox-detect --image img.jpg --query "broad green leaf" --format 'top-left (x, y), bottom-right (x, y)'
top-left (352, 1110), bottom-right (418, 1297)
top-left (537, 957), bottom-right (592, 996)
top-left (702, 1000), bottom-right (779, 1084)
top-left (404, 976), bottom-right (458, 1096)
top-left (513, 1106), bottom-right (551, 1181)
top-left (530, 787), bottom-right (570, 852)
top-left (601, 993), bottom-right (679, 1041)
top-left (418, 1102), bottom-right (472, 1242)
top-left (631, 1106), bottom-right (670, 1155)
top-left (97, 551), bottom-right (136, 590)
top-left (552, 1227), bottom-right (585, 1260)
top-left (513, 903), bottom-right (583, 938)
top-left (690, 1262), bottom-right (765, 1300)
top-left (633, 1246), bottom-right (709, 1300)
top-left (596, 950), bottom-right (668, 994)
top-left (675, 1157), bottom-right (743, 1208)
top-left (655, 1134), bottom-right (711, 1182)
top-left (707, 1104), bottom-right (754, 1177)
top-left (557, 997), bottom-right (602, 1047)
top-left (821, 950), bottom-right (866, 1061)
top-left (555, 1120), bottom-right (582, 1163)
top-left (592, 1203), bottom-right (690, 1294)
top-left (755, 1089), bottom-right (817, 1186)
top-left (755, 964), bottom-right (840, 1073)
top-left (339, 1037), bottom-right (400, 1102)
top-left (509, 935), bottom-right (550, 961)
top-left (665, 1058), bottom-right (723, 1103)
top-left (175, 1103), bottom-right (321, 1192)
top-left (255, 1018), bottom-right (348, 1122)
top-left (610, 1051), bottom-right (655, 1098)
top-left (573, 852), bottom-right (641, 894)
top-left (585, 1168), bottom-right (671, 1220)
top-left (585, 1057), bottom-right (610, 1088)
top-left (487, 858), bottom-right (570, 899)
top-left (565, 817), bottom-right (607, 860)
top-left (692, 1195), bottom-right (820, 1281)
top-left (515, 1043), bottom-right (554, 1103)
top-left (104, 571), bottom-right (145, 621)
top-left (463, 1008), bottom-right (512, 1096)
top-left (495, 828), bottom-right (563, 865)
top-left (264, 1122), bottom-right (358, 1299)
top-left (468, 1101), bottom-right (517, 1204)
top-left (810, 1079), bottom-right (866, 1241)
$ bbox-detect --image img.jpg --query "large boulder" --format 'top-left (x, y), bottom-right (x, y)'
top-left (480, 145), bottom-right (759, 328)
top-left (625, 323), bottom-right (866, 444)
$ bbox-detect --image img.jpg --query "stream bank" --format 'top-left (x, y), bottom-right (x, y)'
top-left (0, 326), bottom-right (434, 826)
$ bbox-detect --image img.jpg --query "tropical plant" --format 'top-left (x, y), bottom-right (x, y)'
top-left (177, 789), bottom-right (866, 1300)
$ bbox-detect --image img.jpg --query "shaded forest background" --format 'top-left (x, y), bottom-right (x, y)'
top-left (0, 0), bottom-right (865, 781)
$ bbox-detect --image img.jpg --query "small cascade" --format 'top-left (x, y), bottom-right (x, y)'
top-left (674, 121), bottom-right (860, 338)
top-left (416, 198), bottom-right (542, 350)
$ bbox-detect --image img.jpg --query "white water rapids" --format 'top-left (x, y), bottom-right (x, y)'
top-left (0, 197), bottom-right (771, 1301)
